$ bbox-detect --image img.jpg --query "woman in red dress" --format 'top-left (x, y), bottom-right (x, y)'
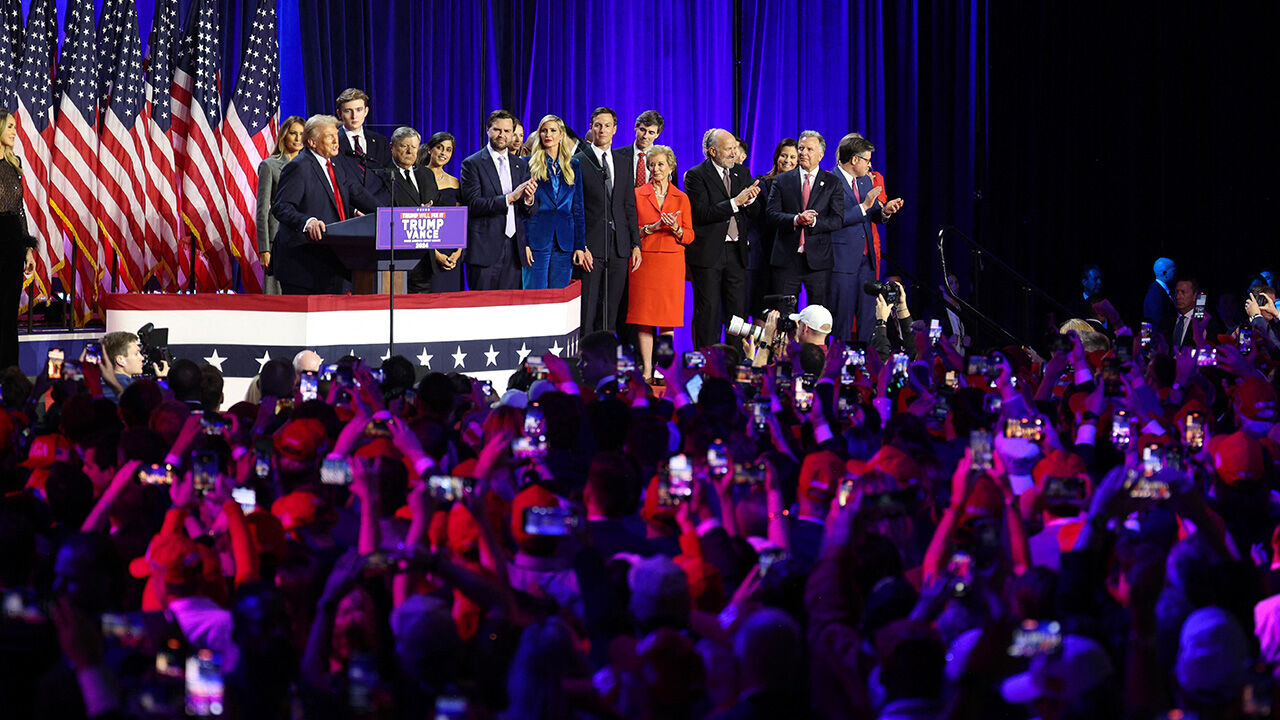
top-left (627, 144), bottom-right (693, 380)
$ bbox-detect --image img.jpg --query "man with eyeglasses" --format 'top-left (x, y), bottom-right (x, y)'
top-left (829, 133), bottom-right (905, 343)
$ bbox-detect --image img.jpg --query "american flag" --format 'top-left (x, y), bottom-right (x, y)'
top-left (142, 0), bottom-right (181, 291)
top-left (13, 0), bottom-right (61, 302)
top-left (172, 0), bottom-right (232, 290)
top-left (0, 0), bottom-right (21, 110)
top-left (95, 0), bottom-right (148, 293)
top-left (221, 0), bottom-right (279, 295)
top-left (49, 0), bottom-right (102, 322)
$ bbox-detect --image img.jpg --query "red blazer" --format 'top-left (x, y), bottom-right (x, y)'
top-left (635, 183), bottom-right (694, 253)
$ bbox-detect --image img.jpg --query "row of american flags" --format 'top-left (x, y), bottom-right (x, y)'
top-left (0, 0), bottom-right (279, 324)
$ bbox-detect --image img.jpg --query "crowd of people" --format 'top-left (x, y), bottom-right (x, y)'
top-left (1, 257), bottom-right (1280, 719)
top-left (258, 90), bottom-right (904, 374)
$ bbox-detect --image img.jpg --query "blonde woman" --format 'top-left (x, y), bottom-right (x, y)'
top-left (628, 144), bottom-right (693, 379)
top-left (523, 115), bottom-right (585, 290)
top-left (0, 108), bottom-right (36, 370)
top-left (255, 115), bottom-right (305, 294)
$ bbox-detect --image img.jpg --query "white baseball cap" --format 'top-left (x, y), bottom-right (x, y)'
top-left (789, 304), bottom-right (833, 334)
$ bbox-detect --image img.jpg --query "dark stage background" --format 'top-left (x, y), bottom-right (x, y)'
top-left (295, 0), bottom-right (1278, 346)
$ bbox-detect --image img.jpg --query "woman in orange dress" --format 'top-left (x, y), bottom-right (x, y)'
top-left (627, 144), bottom-right (693, 380)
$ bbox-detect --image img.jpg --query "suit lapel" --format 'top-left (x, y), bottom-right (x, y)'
top-left (479, 150), bottom-right (502, 193)
top-left (308, 154), bottom-right (339, 214)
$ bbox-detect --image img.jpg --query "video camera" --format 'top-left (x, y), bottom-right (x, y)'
top-left (137, 323), bottom-right (172, 378)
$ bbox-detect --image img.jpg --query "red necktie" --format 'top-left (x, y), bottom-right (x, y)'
top-left (354, 135), bottom-right (364, 154)
top-left (326, 160), bottom-right (346, 221)
top-left (799, 172), bottom-right (811, 253)
top-left (635, 153), bottom-right (647, 188)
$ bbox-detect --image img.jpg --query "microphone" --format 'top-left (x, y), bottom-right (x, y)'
top-left (345, 148), bottom-right (369, 162)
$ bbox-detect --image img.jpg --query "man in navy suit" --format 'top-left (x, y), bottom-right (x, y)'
top-left (1143, 257), bottom-right (1178, 329)
top-left (766, 131), bottom-right (844, 309)
top-left (829, 134), bottom-right (905, 343)
top-left (270, 115), bottom-right (381, 294)
top-left (685, 128), bottom-right (764, 347)
top-left (460, 109), bottom-right (535, 291)
top-left (334, 88), bottom-right (392, 202)
top-left (575, 107), bottom-right (641, 333)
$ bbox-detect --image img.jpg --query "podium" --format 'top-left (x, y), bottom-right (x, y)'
top-left (323, 206), bottom-right (469, 353)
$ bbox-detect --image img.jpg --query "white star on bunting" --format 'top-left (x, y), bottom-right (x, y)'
top-left (516, 343), bottom-right (532, 363)
top-left (416, 348), bottom-right (433, 368)
top-left (548, 341), bottom-right (564, 357)
top-left (484, 344), bottom-right (500, 366)
top-left (452, 346), bottom-right (467, 368)
top-left (203, 349), bottom-right (226, 372)
top-left (256, 350), bottom-right (272, 371)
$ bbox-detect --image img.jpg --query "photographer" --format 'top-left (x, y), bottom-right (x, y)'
top-left (100, 330), bottom-right (169, 400)
top-left (868, 280), bottom-right (916, 362)
top-left (743, 303), bottom-right (832, 367)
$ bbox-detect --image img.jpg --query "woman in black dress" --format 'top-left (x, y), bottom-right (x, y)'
top-left (0, 109), bottom-right (38, 371)
top-left (416, 132), bottom-right (464, 293)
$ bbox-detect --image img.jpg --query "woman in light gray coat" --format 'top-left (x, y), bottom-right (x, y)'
top-left (255, 116), bottom-right (305, 295)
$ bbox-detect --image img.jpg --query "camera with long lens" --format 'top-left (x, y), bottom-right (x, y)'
top-left (728, 294), bottom-right (799, 344)
top-left (136, 323), bottom-right (172, 378)
top-left (726, 315), bottom-right (767, 343)
top-left (863, 280), bottom-right (901, 306)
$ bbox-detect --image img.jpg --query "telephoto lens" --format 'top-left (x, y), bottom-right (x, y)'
top-left (726, 315), bottom-right (766, 343)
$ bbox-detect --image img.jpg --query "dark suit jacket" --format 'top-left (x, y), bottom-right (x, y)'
top-left (766, 167), bottom-right (844, 270)
top-left (574, 145), bottom-right (639, 259)
top-left (684, 158), bottom-right (763, 269)
top-left (270, 151), bottom-right (380, 291)
top-left (459, 147), bottom-right (533, 267)
top-left (337, 129), bottom-right (391, 169)
top-left (617, 143), bottom-right (649, 189)
top-left (525, 157), bottom-right (586, 254)
top-left (1143, 281), bottom-right (1176, 326)
top-left (387, 165), bottom-right (439, 208)
top-left (830, 171), bottom-right (885, 272)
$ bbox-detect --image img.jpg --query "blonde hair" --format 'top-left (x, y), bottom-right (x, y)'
top-left (302, 114), bottom-right (341, 144)
top-left (645, 144), bottom-right (677, 177)
top-left (270, 115), bottom-right (305, 158)
top-left (0, 110), bottom-right (20, 175)
top-left (528, 115), bottom-right (576, 185)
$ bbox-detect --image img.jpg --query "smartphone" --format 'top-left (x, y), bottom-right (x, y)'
top-left (707, 439), bottom-right (730, 477)
top-left (231, 487), bottom-right (257, 514)
top-left (1008, 619), bottom-right (1064, 658)
top-left (1003, 417), bottom-right (1044, 441)
top-left (837, 478), bottom-right (856, 508)
top-left (1193, 291), bottom-right (1207, 321)
top-left (200, 411), bottom-right (227, 436)
top-left (1102, 357), bottom-right (1124, 397)
top-left (757, 548), bottom-right (788, 578)
top-left (966, 355), bottom-right (996, 377)
top-left (931, 389), bottom-right (952, 422)
top-left (83, 342), bottom-right (101, 365)
top-left (511, 435), bottom-right (548, 460)
top-left (1244, 663), bottom-right (1274, 717)
top-left (659, 454), bottom-right (693, 506)
top-left (47, 348), bottom-right (64, 379)
top-left (523, 506), bottom-right (582, 536)
top-left (970, 430), bottom-right (993, 471)
top-left (299, 371), bottom-right (319, 402)
top-left (101, 611), bottom-right (148, 649)
top-left (654, 336), bottom-right (675, 370)
top-left (928, 318), bottom-right (942, 345)
top-left (793, 380), bottom-right (813, 412)
top-left (682, 351), bottom-right (706, 369)
top-left (617, 345), bottom-right (638, 386)
top-left (944, 369), bottom-right (959, 390)
top-left (749, 399), bottom-right (770, 431)
top-left (983, 394), bottom-right (1002, 414)
top-left (1042, 477), bottom-right (1088, 505)
top-left (891, 352), bottom-right (909, 379)
top-left (1239, 328), bottom-right (1254, 355)
top-left (184, 649), bottom-right (224, 717)
top-left (948, 552), bottom-right (973, 597)
top-left (435, 696), bottom-right (470, 720)
top-left (320, 456), bottom-right (352, 486)
top-left (1195, 347), bottom-right (1218, 367)
top-left (1140, 321), bottom-right (1153, 350)
top-left (685, 373), bottom-right (704, 403)
top-left (427, 475), bottom-right (475, 503)
top-left (2, 589), bottom-right (45, 624)
top-left (480, 380), bottom-right (495, 399)
top-left (138, 463), bottom-right (176, 486)
top-left (1125, 465), bottom-right (1170, 501)
top-left (363, 418), bottom-right (392, 438)
top-left (253, 436), bottom-right (274, 480)
top-left (348, 652), bottom-right (379, 713)
top-left (1184, 412), bottom-right (1206, 451)
top-left (322, 363), bottom-right (354, 387)
top-left (1111, 410), bottom-right (1132, 450)
top-left (191, 450), bottom-right (219, 497)
top-left (524, 356), bottom-right (549, 380)
top-left (733, 462), bottom-right (767, 486)
top-left (524, 405), bottom-right (546, 438)
top-left (841, 347), bottom-right (865, 385)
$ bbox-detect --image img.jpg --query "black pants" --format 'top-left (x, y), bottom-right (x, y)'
top-left (579, 246), bottom-right (629, 334)
top-left (1, 217), bottom-right (27, 372)
top-left (465, 236), bottom-right (522, 291)
top-left (690, 248), bottom-right (747, 348)
top-left (772, 259), bottom-right (830, 310)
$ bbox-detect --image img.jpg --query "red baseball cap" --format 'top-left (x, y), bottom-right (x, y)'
top-left (799, 450), bottom-right (845, 502)
top-left (273, 419), bottom-right (328, 463)
top-left (20, 433), bottom-right (73, 469)
top-left (129, 533), bottom-right (205, 585)
top-left (1210, 431), bottom-right (1264, 485)
top-left (1032, 450), bottom-right (1089, 488)
top-left (271, 490), bottom-right (328, 532)
top-left (510, 484), bottom-right (560, 547)
top-left (1233, 378), bottom-right (1278, 422)
top-left (871, 445), bottom-right (924, 485)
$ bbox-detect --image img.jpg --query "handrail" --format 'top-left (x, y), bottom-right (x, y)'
top-left (936, 229), bottom-right (1023, 348)
top-left (941, 225), bottom-right (1076, 320)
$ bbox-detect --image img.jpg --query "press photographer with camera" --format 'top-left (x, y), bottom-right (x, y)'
top-left (867, 279), bottom-right (916, 361)
top-left (738, 302), bottom-right (833, 366)
top-left (101, 330), bottom-right (170, 400)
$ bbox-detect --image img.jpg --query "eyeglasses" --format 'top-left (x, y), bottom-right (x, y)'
top-left (852, 154), bottom-right (871, 164)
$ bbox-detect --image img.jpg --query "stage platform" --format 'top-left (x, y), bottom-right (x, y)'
top-left (68, 284), bottom-right (586, 404)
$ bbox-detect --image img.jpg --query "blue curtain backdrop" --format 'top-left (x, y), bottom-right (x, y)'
top-left (297, 0), bottom-right (988, 285)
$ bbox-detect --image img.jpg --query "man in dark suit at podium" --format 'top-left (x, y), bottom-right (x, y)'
top-left (460, 109), bottom-right (534, 291)
top-left (385, 127), bottom-right (443, 294)
top-left (271, 115), bottom-right (381, 295)
top-left (575, 106), bottom-right (640, 333)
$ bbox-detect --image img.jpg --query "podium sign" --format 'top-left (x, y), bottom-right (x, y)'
top-left (375, 206), bottom-right (469, 250)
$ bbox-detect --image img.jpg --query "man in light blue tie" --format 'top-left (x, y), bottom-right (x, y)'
top-left (460, 110), bottom-right (535, 291)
